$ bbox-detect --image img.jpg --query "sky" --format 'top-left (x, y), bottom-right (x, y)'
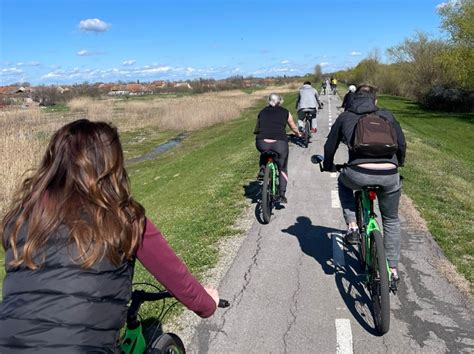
top-left (0, 0), bottom-right (448, 85)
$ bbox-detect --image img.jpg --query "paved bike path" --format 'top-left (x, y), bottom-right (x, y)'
top-left (189, 94), bottom-right (474, 353)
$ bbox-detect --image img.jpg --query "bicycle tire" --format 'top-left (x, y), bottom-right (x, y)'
top-left (150, 333), bottom-right (185, 354)
top-left (355, 192), bottom-right (366, 268)
top-left (304, 119), bottom-right (310, 148)
top-left (370, 230), bottom-right (390, 335)
top-left (261, 163), bottom-right (273, 224)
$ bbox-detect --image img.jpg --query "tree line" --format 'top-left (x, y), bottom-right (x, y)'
top-left (327, 0), bottom-right (473, 112)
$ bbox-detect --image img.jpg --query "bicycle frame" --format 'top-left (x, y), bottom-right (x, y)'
top-left (359, 190), bottom-right (390, 276)
top-left (267, 158), bottom-right (278, 196)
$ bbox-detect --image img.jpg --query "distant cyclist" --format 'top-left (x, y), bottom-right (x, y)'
top-left (330, 77), bottom-right (338, 95)
top-left (254, 93), bottom-right (301, 203)
top-left (296, 81), bottom-right (323, 133)
top-left (323, 84), bottom-right (406, 285)
top-left (341, 85), bottom-right (356, 111)
top-left (320, 80), bottom-right (327, 95)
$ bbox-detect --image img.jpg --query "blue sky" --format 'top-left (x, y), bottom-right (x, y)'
top-left (0, 0), bottom-right (447, 85)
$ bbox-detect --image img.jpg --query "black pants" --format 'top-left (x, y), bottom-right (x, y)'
top-left (256, 139), bottom-right (289, 195)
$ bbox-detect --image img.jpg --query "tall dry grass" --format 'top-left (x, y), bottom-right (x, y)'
top-left (0, 87), bottom-right (291, 216)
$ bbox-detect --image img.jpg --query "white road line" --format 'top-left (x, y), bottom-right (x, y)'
top-left (336, 319), bottom-right (353, 354)
top-left (332, 233), bottom-right (345, 267)
top-left (330, 172), bottom-right (337, 178)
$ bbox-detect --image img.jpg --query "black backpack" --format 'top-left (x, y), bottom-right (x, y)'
top-left (351, 112), bottom-right (398, 157)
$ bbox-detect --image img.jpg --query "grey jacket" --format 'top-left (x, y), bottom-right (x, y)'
top-left (296, 84), bottom-right (321, 111)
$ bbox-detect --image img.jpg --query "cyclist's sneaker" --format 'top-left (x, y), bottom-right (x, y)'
top-left (311, 128), bottom-right (317, 133)
top-left (277, 194), bottom-right (288, 204)
top-left (345, 228), bottom-right (360, 244)
top-left (390, 271), bottom-right (400, 294)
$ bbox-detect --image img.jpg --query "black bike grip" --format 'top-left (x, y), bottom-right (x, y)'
top-left (218, 299), bottom-right (230, 308)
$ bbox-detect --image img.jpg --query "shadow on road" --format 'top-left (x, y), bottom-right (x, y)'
top-left (281, 216), bottom-right (380, 336)
top-left (281, 216), bottom-right (337, 275)
top-left (288, 134), bottom-right (306, 148)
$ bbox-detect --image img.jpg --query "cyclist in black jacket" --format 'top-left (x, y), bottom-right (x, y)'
top-left (323, 84), bottom-right (406, 283)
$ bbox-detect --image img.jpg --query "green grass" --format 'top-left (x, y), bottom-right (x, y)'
top-left (378, 95), bottom-right (474, 292)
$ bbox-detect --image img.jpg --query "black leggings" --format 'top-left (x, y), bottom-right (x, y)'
top-left (256, 139), bottom-right (289, 194)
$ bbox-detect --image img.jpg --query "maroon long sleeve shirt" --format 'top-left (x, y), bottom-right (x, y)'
top-left (136, 219), bottom-right (216, 318)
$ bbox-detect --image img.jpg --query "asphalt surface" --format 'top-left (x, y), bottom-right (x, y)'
top-left (188, 93), bottom-right (474, 353)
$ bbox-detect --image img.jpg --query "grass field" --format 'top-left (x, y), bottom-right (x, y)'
top-left (378, 95), bottom-right (473, 292)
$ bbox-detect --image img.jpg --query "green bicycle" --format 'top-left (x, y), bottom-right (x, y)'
top-left (260, 151), bottom-right (280, 224)
top-left (120, 283), bottom-right (229, 353)
top-left (312, 155), bottom-right (395, 335)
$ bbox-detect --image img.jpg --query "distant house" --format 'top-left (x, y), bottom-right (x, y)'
top-left (108, 85), bottom-right (129, 96)
top-left (0, 86), bottom-right (19, 95)
top-left (173, 82), bottom-right (192, 90)
top-left (127, 83), bottom-right (153, 96)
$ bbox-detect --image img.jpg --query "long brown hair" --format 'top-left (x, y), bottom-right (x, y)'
top-left (1, 119), bottom-right (146, 269)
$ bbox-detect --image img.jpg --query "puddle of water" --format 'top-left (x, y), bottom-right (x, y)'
top-left (126, 133), bottom-right (186, 165)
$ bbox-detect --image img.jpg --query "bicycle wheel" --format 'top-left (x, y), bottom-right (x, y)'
top-left (150, 333), bottom-right (185, 354)
top-left (304, 119), bottom-right (310, 148)
top-left (261, 163), bottom-right (273, 224)
top-left (355, 192), bottom-right (366, 268)
top-left (369, 230), bottom-right (390, 335)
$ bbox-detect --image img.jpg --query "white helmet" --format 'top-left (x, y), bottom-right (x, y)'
top-left (268, 93), bottom-right (283, 107)
top-left (349, 85), bottom-right (356, 92)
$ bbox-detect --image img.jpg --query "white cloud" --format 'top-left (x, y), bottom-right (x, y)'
top-left (122, 60), bottom-right (136, 66)
top-left (77, 50), bottom-right (102, 56)
top-left (79, 18), bottom-right (111, 32)
top-left (349, 51), bottom-right (362, 56)
top-left (16, 61), bottom-right (40, 67)
top-left (42, 70), bottom-right (64, 79)
top-left (2, 68), bottom-right (23, 74)
top-left (280, 60), bottom-right (290, 64)
top-left (320, 62), bottom-right (329, 67)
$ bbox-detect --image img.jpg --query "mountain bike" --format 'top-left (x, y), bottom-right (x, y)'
top-left (311, 155), bottom-right (394, 335)
top-left (260, 151), bottom-right (280, 224)
top-left (120, 283), bottom-right (229, 353)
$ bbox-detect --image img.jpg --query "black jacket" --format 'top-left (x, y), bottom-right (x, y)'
top-left (341, 91), bottom-right (355, 111)
top-left (0, 221), bottom-right (134, 353)
top-left (323, 92), bottom-right (406, 171)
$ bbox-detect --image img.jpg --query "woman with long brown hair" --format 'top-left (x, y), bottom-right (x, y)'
top-left (0, 119), bottom-right (219, 352)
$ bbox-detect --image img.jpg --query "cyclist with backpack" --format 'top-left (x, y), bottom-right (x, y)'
top-left (296, 81), bottom-right (323, 133)
top-left (0, 119), bottom-right (219, 352)
top-left (322, 84), bottom-right (406, 283)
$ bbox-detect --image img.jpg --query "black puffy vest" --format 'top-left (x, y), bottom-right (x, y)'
top-left (0, 222), bottom-right (134, 353)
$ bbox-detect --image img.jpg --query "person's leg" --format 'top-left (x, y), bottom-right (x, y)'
top-left (377, 175), bottom-right (402, 271)
top-left (311, 110), bottom-right (317, 132)
top-left (256, 139), bottom-right (271, 177)
top-left (297, 110), bottom-right (305, 131)
top-left (273, 141), bottom-right (289, 199)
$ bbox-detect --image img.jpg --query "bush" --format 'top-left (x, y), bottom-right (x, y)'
top-left (422, 86), bottom-right (474, 112)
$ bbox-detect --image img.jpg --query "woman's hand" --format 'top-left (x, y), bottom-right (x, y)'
top-left (204, 286), bottom-right (220, 308)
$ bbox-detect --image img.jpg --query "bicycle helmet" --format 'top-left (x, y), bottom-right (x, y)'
top-left (349, 85), bottom-right (356, 92)
top-left (268, 93), bottom-right (283, 107)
